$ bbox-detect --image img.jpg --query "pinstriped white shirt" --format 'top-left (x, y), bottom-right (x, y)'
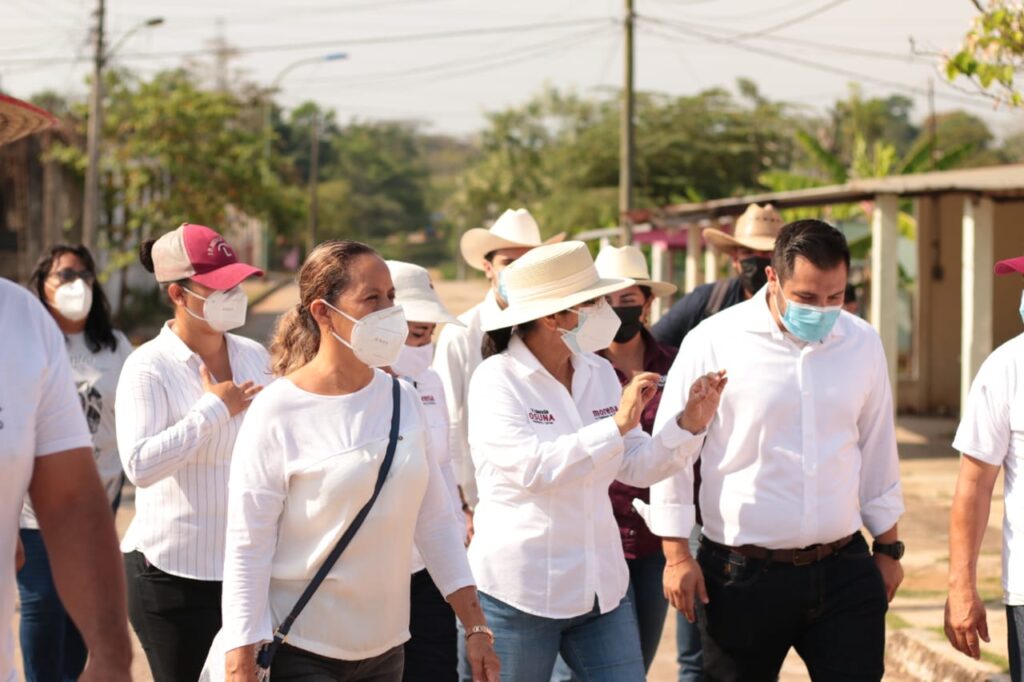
top-left (115, 322), bottom-right (271, 580)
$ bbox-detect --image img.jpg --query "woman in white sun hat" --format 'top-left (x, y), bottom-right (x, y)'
top-left (467, 240), bottom-right (726, 682)
top-left (386, 260), bottom-right (468, 682)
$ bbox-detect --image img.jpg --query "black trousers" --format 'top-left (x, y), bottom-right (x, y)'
top-left (272, 643), bottom-right (405, 682)
top-left (123, 550), bottom-right (222, 682)
top-left (696, 532), bottom-right (888, 682)
top-left (403, 569), bottom-right (458, 682)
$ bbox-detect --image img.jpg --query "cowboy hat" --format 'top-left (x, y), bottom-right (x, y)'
top-left (594, 245), bottom-right (677, 298)
top-left (0, 94), bottom-right (58, 147)
top-left (481, 241), bottom-right (634, 332)
top-left (703, 203), bottom-right (782, 255)
top-left (386, 260), bottom-right (464, 326)
top-left (460, 208), bottom-right (566, 271)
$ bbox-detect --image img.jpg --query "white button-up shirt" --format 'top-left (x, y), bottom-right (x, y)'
top-left (115, 323), bottom-right (271, 580)
top-left (467, 335), bottom-right (703, 619)
top-left (647, 287), bottom-right (904, 549)
top-left (953, 332), bottom-right (1024, 604)
top-left (433, 290), bottom-right (501, 506)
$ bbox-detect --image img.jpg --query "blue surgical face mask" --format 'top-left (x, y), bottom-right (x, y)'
top-left (496, 269), bottom-right (509, 305)
top-left (776, 289), bottom-right (842, 343)
top-left (1019, 290), bottom-right (1024, 326)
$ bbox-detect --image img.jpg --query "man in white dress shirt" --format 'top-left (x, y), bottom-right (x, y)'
top-left (648, 219), bottom-right (905, 680)
top-left (433, 208), bottom-right (563, 514)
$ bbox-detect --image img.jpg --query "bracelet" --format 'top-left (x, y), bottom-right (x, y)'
top-left (666, 558), bottom-right (692, 568)
top-left (465, 625), bottom-right (495, 645)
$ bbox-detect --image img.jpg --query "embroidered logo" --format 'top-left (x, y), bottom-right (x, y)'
top-left (420, 394), bottom-right (437, 406)
top-left (208, 236), bottom-right (235, 259)
top-left (592, 406), bottom-right (617, 420)
top-left (528, 408), bottom-right (556, 425)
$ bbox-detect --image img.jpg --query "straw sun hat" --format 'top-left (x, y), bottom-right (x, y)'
top-left (481, 241), bottom-right (634, 332)
top-left (703, 203), bottom-right (783, 254)
top-left (459, 208), bottom-right (566, 271)
top-left (594, 245), bottom-right (677, 298)
top-left (0, 94), bottom-right (58, 147)
top-left (386, 260), bottom-right (464, 326)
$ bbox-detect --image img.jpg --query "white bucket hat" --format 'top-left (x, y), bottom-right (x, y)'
top-left (481, 241), bottom-right (634, 332)
top-left (386, 260), bottom-right (463, 326)
top-left (703, 203), bottom-right (782, 254)
top-left (594, 245), bottom-right (677, 298)
top-left (459, 208), bottom-right (566, 271)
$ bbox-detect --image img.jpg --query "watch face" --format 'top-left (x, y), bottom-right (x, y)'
top-left (875, 541), bottom-right (905, 560)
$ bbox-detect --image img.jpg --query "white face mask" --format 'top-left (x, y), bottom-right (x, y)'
top-left (53, 278), bottom-right (92, 322)
top-left (392, 342), bottom-right (434, 379)
top-left (183, 286), bottom-right (248, 332)
top-left (558, 298), bottom-right (621, 355)
top-left (320, 300), bottom-right (409, 368)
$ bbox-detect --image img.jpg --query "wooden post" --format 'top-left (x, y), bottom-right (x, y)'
top-left (870, 194), bottom-right (900, 401)
top-left (961, 196), bottom-right (995, 414)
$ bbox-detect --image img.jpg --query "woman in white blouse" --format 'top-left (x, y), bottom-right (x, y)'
top-left (469, 240), bottom-right (725, 682)
top-left (116, 223), bottom-right (269, 682)
top-left (220, 241), bottom-right (499, 681)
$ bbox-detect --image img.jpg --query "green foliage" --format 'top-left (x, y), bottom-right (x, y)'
top-left (946, 1), bottom-right (1024, 105)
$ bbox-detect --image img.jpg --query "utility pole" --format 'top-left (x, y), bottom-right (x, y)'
top-left (307, 113), bottom-right (320, 256)
top-left (619, 0), bottom-right (635, 244)
top-left (82, 0), bottom-right (105, 251)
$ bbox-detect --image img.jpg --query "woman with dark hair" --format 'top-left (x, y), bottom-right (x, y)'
top-left (115, 223), bottom-right (269, 682)
top-left (18, 243), bottom-right (132, 681)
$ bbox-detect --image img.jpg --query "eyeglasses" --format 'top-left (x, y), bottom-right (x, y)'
top-left (50, 268), bottom-right (95, 284)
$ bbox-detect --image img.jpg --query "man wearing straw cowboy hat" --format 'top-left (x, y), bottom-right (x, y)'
top-left (0, 95), bottom-right (132, 680)
top-left (433, 208), bottom-right (564, 516)
top-left (653, 203), bottom-right (782, 348)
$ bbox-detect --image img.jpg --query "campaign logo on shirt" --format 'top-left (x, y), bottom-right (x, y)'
top-left (420, 393), bottom-right (437, 407)
top-left (592, 406), bottom-right (617, 420)
top-left (528, 408), bottom-right (556, 425)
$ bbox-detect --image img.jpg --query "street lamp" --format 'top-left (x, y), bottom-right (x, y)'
top-left (262, 52), bottom-right (347, 256)
top-left (82, 14), bottom-right (164, 252)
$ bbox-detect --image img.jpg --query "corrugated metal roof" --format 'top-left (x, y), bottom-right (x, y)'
top-left (657, 164), bottom-right (1024, 222)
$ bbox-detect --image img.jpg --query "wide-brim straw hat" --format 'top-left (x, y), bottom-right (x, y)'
top-left (481, 241), bottom-right (634, 332)
top-left (0, 95), bottom-right (58, 147)
top-left (594, 244), bottom-right (677, 298)
top-left (703, 203), bottom-right (782, 254)
top-left (460, 208), bottom-right (566, 271)
top-left (386, 260), bottom-right (464, 326)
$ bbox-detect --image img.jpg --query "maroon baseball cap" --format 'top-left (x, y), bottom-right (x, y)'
top-left (151, 223), bottom-right (263, 290)
top-left (995, 256), bottom-right (1024, 276)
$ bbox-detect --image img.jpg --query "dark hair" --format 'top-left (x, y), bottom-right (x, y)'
top-left (270, 240), bottom-right (378, 376)
top-left (771, 219), bottom-right (850, 282)
top-left (638, 285), bottom-right (652, 301)
top-left (139, 239), bottom-right (157, 273)
top-left (844, 283), bottom-right (857, 304)
top-left (28, 244), bottom-right (118, 353)
top-left (482, 320), bottom-right (537, 359)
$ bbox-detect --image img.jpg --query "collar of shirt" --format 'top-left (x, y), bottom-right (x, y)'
top-left (507, 333), bottom-right (598, 392)
top-left (157, 321), bottom-right (248, 369)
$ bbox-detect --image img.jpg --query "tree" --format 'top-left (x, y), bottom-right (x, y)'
top-left (945, 0), bottom-right (1024, 105)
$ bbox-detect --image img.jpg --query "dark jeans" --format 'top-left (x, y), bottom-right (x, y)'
top-left (696, 532), bottom-right (887, 682)
top-left (1006, 604), bottom-right (1024, 682)
top-left (124, 550), bottom-right (222, 682)
top-left (403, 569), bottom-right (457, 682)
top-left (272, 643), bottom-right (404, 682)
top-left (16, 529), bottom-right (88, 682)
top-left (626, 552), bottom-right (670, 671)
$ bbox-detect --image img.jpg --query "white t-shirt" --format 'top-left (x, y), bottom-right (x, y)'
top-left (0, 279), bottom-right (92, 681)
top-left (220, 370), bottom-right (473, 660)
top-left (953, 332), bottom-right (1024, 605)
top-left (21, 330), bottom-right (133, 529)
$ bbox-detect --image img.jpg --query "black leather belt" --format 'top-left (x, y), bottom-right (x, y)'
top-left (700, 533), bottom-right (856, 566)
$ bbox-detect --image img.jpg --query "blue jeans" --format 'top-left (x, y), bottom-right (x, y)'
top-left (628, 552), bottom-right (670, 671)
top-left (16, 529), bottom-right (88, 682)
top-left (677, 527), bottom-right (704, 681)
top-left (478, 591), bottom-right (645, 682)
top-left (1007, 605), bottom-right (1024, 682)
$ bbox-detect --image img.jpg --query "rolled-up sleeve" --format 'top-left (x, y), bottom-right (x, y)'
top-left (856, 338), bottom-right (904, 537)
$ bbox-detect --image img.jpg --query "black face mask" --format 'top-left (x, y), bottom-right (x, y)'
top-left (612, 305), bottom-right (644, 343)
top-left (739, 256), bottom-right (771, 294)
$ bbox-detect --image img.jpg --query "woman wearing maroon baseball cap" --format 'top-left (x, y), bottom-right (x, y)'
top-left (113, 223), bottom-right (271, 682)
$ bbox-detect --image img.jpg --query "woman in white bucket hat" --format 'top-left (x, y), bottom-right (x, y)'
top-left (466, 241), bottom-right (726, 682)
top-left (386, 260), bottom-right (468, 682)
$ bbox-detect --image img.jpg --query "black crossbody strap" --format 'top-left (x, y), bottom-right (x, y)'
top-left (258, 376), bottom-right (402, 666)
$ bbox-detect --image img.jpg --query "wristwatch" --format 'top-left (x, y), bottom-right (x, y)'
top-left (465, 625), bottom-right (495, 645)
top-left (871, 540), bottom-right (905, 560)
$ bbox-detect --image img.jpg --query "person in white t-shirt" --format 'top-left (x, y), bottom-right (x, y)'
top-left (468, 241), bottom-right (725, 682)
top-left (18, 244), bottom-right (133, 680)
top-left (386, 260), bottom-right (466, 682)
top-left (946, 253), bottom-right (1024, 679)
top-left (219, 241), bottom-right (499, 682)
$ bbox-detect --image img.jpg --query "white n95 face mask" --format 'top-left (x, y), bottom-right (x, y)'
top-left (321, 300), bottom-right (409, 368)
top-left (54, 279), bottom-right (93, 322)
top-left (183, 286), bottom-right (248, 332)
top-left (392, 342), bottom-right (434, 379)
top-left (559, 298), bottom-right (621, 355)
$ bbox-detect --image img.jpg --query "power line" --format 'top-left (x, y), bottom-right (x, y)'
top-left (0, 16), bottom-right (614, 67)
top-left (731, 0), bottom-right (852, 41)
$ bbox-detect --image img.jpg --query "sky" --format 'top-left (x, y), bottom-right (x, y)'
top-left (0, 0), bottom-right (1020, 139)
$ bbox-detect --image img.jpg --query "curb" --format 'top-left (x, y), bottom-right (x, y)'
top-left (886, 629), bottom-right (1009, 682)
top-left (247, 272), bottom-right (294, 308)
